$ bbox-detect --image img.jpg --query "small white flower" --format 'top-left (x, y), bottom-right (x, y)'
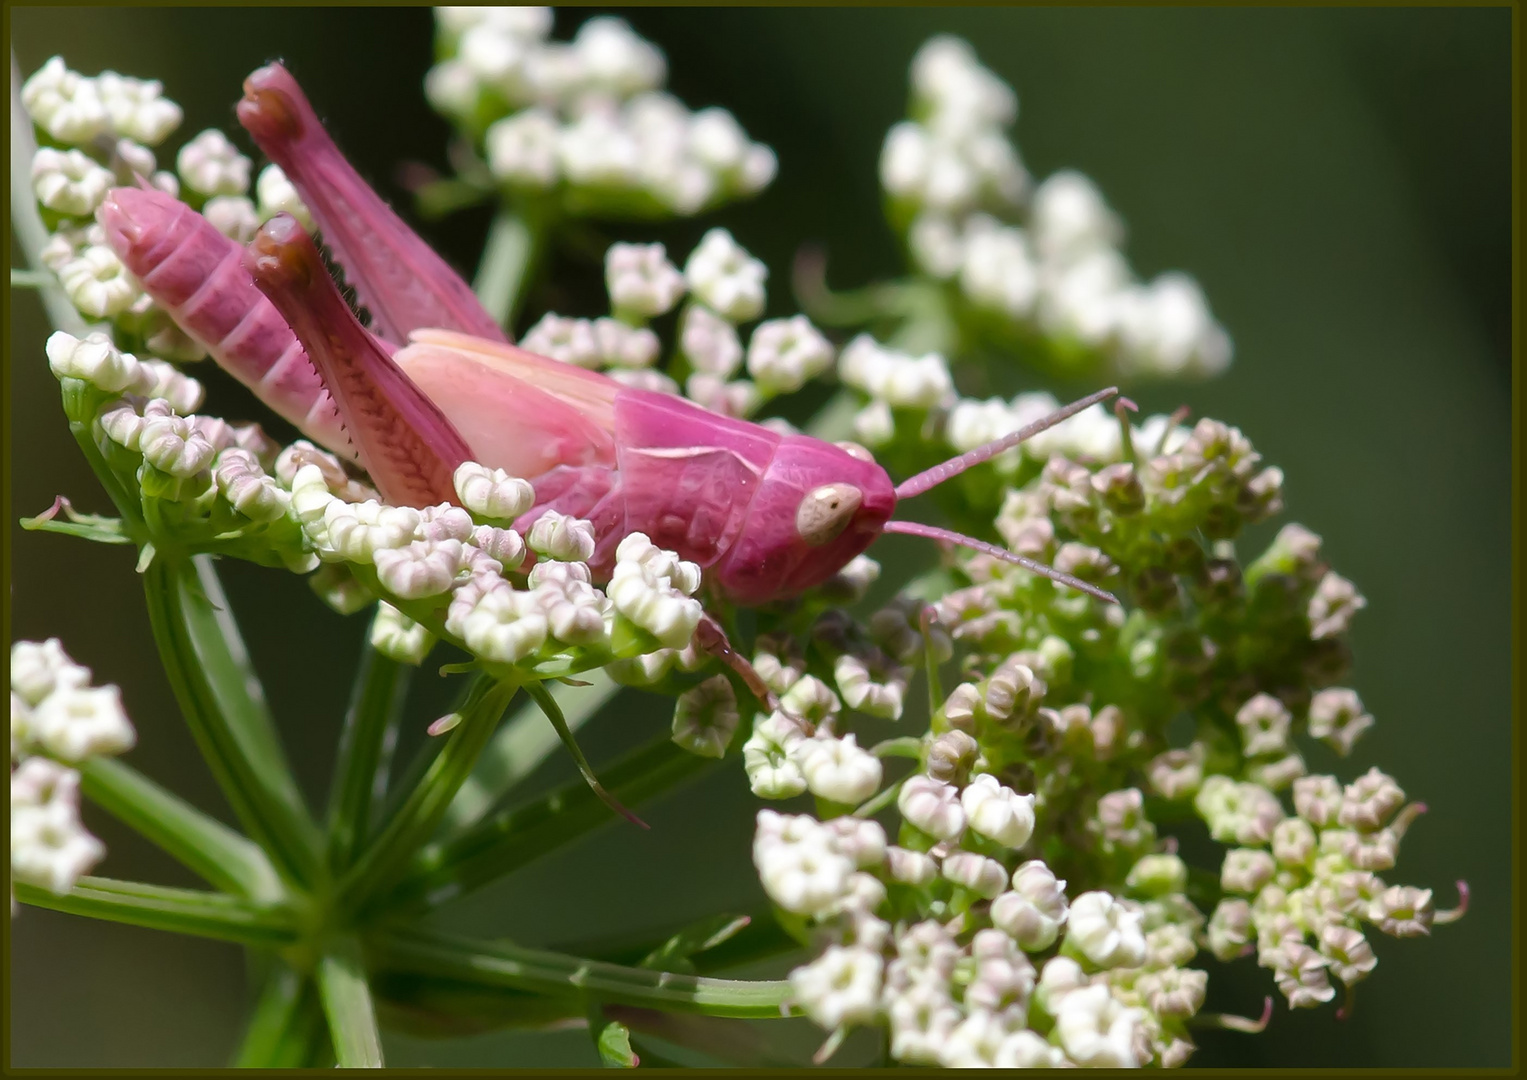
top-left (96, 70), bottom-right (182, 145)
top-left (897, 775), bottom-right (965, 841)
top-left (424, 59), bottom-right (481, 121)
top-left (937, 1008), bottom-right (1022, 1068)
top-left (679, 303), bottom-right (744, 378)
top-left (745, 316), bottom-right (834, 394)
top-left (684, 374), bottom-right (759, 419)
top-left (608, 533), bottom-right (703, 648)
top-left (28, 685), bottom-right (136, 762)
top-left (853, 400), bottom-right (895, 446)
top-left (32, 148), bottom-right (114, 217)
top-left (570, 16), bottom-right (666, 98)
top-left (592, 317), bottom-right (660, 369)
top-left (1319, 924), bottom-right (1378, 985)
top-left (886, 981), bottom-right (962, 1065)
top-left (1221, 848), bottom-right (1276, 895)
top-left (605, 242), bottom-right (685, 317)
top-left (558, 109), bottom-right (640, 187)
top-left (1307, 688), bottom-right (1374, 757)
top-left (373, 540), bottom-right (462, 600)
top-left (1065, 891), bottom-right (1147, 969)
top-left (1206, 898), bottom-right (1253, 962)
top-left (1266, 941), bottom-right (1337, 1008)
top-left (756, 827), bottom-right (854, 917)
top-left (909, 37), bottom-right (1017, 133)
top-left (742, 711), bottom-right (808, 799)
top-left (959, 773), bottom-right (1037, 848)
top-left (452, 462), bottom-right (535, 522)
top-left (1292, 774), bottom-right (1344, 828)
top-left (832, 653), bottom-right (904, 721)
top-left (447, 578), bottom-right (548, 663)
top-left (671, 675), bottom-right (739, 758)
top-left (526, 510), bottom-right (596, 562)
top-left (790, 945), bottom-right (882, 1031)
top-left (139, 412), bottom-right (216, 477)
top-left (255, 164), bottom-right (312, 228)
top-left (798, 733), bottom-right (882, 805)
top-left (837, 335), bottom-right (953, 409)
top-left (684, 229), bottom-right (766, 322)
top-left (1031, 170), bottom-right (1123, 266)
top-left (370, 602), bottom-right (436, 665)
top-left (1116, 273), bottom-right (1232, 378)
top-left (778, 674), bottom-right (841, 726)
top-left (1338, 766), bottom-right (1405, 831)
top-left (1235, 693), bottom-right (1293, 758)
top-left (322, 501), bottom-right (421, 564)
top-left (470, 525), bottom-right (526, 570)
top-left (997, 1030), bottom-right (1066, 1068)
top-left (908, 214), bottom-right (967, 279)
top-left (605, 368), bottom-right (680, 395)
top-left (22, 58), bottom-right (110, 144)
top-left (1036, 248), bottom-right (1131, 348)
top-left (521, 313), bottom-right (603, 368)
top-left (486, 108), bottom-right (561, 188)
top-left (992, 859), bottom-right (1070, 951)
top-left (941, 849), bottom-right (1007, 899)
top-left (960, 219), bottom-right (1039, 319)
top-left (823, 817), bottom-right (888, 869)
top-left (1034, 954), bottom-right (1090, 1014)
top-left (203, 195), bottom-right (261, 243)
top-left (176, 129), bottom-right (251, 197)
top-left (1053, 983), bottom-right (1143, 1068)
top-left (11, 758), bottom-right (105, 895)
top-left (885, 845), bottom-right (939, 887)
top-left (54, 243), bottom-right (139, 320)
top-left (11, 638), bottom-right (91, 708)
top-left (1308, 572), bottom-right (1367, 640)
top-left (1368, 884), bottom-right (1434, 938)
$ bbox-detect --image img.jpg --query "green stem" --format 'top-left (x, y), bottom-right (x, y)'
top-left (440, 669), bottom-right (618, 834)
top-left (317, 936), bottom-right (385, 1068)
top-left (337, 676), bottom-right (518, 916)
top-left (14, 877), bottom-right (299, 947)
top-left (382, 734), bottom-right (710, 914)
top-left (78, 757), bottom-right (283, 902)
top-left (326, 641), bottom-right (411, 873)
top-left (231, 959), bottom-right (326, 1068)
top-left (142, 555), bottom-right (322, 891)
top-left (472, 204), bottom-right (545, 335)
top-left (369, 927), bottom-right (795, 1019)
top-left (9, 53), bottom-right (86, 336)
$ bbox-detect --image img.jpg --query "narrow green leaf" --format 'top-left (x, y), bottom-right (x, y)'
top-left (339, 676), bottom-right (518, 917)
top-left (14, 877), bottom-right (299, 946)
top-left (326, 641), bottom-right (412, 872)
top-left (19, 515), bottom-right (133, 544)
top-left (473, 204), bottom-right (547, 334)
top-left (639, 914), bottom-right (753, 973)
top-left (142, 556), bottom-right (322, 890)
top-left (383, 734), bottom-right (710, 914)
top-left (589, 1008), bottom-right (639, 1068)
top-left (370, 927), bottom-right (795, 1019)
top-left (526, 679), bottom-right (647, 829)
top-left (79, 757), bottom-right (283, 901)
top-left (441, 668), bottom-right (618, 834)
top-left (231, 959), bottom-right (325, 1068)
top-left (317, 937), bottom-right (385, 1068)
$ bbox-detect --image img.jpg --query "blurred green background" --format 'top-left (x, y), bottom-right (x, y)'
top-left (7, 6), bottom-right (1512, 1069)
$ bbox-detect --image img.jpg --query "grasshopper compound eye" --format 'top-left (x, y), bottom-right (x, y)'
top-left (796, 483), bottom-right (864, 546)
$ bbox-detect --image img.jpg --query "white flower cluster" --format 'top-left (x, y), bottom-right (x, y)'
top-left (754, 767), bottom-right (1203, 1066)
top-left (882, 38), bottom-right (1232, 380)
top-left (11, 640), bottom-right (137, 899)
top-left (22, 56), bottom-right (182, 147)
top-left (1196, 768), bottom-right (1454, 1012)
top-left (837, 335), bottom-right (955, 446)
top-left (429, 10), bottom-right (775, 216)
top-left (48, 331), bottom-right (203, 409)
top-left (526, 230), bottom-right (834, 420)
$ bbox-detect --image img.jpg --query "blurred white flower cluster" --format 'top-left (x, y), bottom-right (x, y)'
top-left (22, 57), bottom-right (309, 356)
top-left (11, 639), bottom-right (137, 900)
top-left (881, 37), bottom-right (1231, 380)
top-left (523, 229), bottom-right (836, 420)
top-left (428, 8), bottom-right (775, 217)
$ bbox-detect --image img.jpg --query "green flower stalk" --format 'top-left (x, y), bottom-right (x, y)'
top-left (10, 14), bottom-right (1468, 1070)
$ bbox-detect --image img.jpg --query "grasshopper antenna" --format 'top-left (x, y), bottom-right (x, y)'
top-left (882, 520), bottom-right (1119, 604)
top-left (525, 681), bottom-right (649, 829)
top-left (894, 386), bottom-right (1120, 500)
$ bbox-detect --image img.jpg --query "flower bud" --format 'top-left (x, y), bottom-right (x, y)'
top-left (1293, 774), bottom-right (1344, 827)
top-left (799, 733), bottom-right (881, 805)
top-left (940, 849), bottom-right (1007, 899)
top-left (369, 602), bottom-right (435, 665)
top-left (1220, 848), bottom-right (1275, 895)
top-left (1272, 817), bottom-right (1317, 868)
top-left (960, 773), bottom-right (1036, 848)
top-left (1065, 891), bottom-right (1148, 970)
top-left (33, 148), bottom-right (114, 216)
top-left (453, 462), bottom-right (535, 522)
top-left (10, 757), bottom-right (105, 894)
top-left (526, 510), bottom-right (596, 562)
top-left (176, 129), bottom-right (251, 196)
top-left (746, 316), bottom-right (834, 394)
top-left (606, 242), bottom-right (685, 318)
top-left (992, 860), bottom-right (1069, 951)
top-left (684, 229), bottom-right (766, 322)
top-left (671, 675), bottom-right (739, 759)
top-left (742, 711), bottom-right (808, 800)
top-left (1125, 854), bottom-right (1188, 898)
top-left (374, 540), bottom-right (461, 600)
top-left (886, 845), bottom-right (939, 887)
top-left (1205, 898), bottom-right (1253, 961)
top-left (898, 774), bottom-right (965, 841)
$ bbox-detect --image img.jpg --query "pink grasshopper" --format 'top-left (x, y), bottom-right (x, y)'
top-left (99, 62), bottom-right (1120, 704)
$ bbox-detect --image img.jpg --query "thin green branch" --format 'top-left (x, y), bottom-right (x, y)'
top-left (79, 757), bottom-right (283, 902)
top-left (231, 959), bottom-right (326, 1068)
top-left (14, 877), bottom-right (299, 947)
top-left (473, 204), bottom-right (546, 334)
top-left (382, 734), bottom-right (710, 914)
top-left (142, 556), bottom-right (322, 891)
top-left (370, 926), bottom-right (795, 1019)
top-left (440, 669), bottom-right (618, 834)
top-left (326, 642), bottom-right (411, 873)
top-left (317, 936), bottom-right (385, 1068)
top-left (337, 676), bottom-right (518, 916)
